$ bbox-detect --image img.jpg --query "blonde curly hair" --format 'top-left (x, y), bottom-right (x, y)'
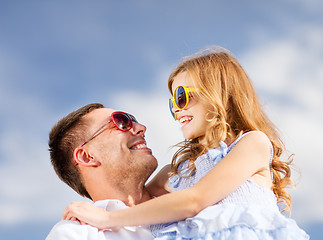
top-left (168, 47), bottom-right (294, 212)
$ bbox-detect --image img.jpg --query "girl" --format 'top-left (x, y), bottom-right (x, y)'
top-left (63, 48), bottom-right (309, 239)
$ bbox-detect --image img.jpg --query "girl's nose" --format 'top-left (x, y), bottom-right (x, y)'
top-left (173, 105), bottom-right (181, 114)
top-left (171, 106), bottom-right (180, 120)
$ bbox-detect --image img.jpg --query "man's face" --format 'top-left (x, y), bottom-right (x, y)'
top-left (83, 108), bottom-right (158, 187)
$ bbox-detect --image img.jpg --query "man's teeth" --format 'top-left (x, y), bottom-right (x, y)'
top-left (179, 117), bottom-right (192, 124)
top-left (132, 143), bottom-right (147, 150)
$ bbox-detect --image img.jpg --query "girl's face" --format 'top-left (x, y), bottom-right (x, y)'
top-left (171, 72), bottom-right (209, 140)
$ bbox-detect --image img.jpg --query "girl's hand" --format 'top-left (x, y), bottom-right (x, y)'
top-left (62, 202), bottom-right (111, 230)
top-left (146, 164), bottom-right (172, 197)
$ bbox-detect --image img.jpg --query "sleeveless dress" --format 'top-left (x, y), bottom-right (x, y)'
top-left (150, 133), bottom-right (309, 239)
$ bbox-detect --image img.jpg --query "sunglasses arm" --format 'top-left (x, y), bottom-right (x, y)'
top-left (80, 120), bottom-right (111, 147)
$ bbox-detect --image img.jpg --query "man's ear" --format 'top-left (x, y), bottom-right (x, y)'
top-left (73, 147), bottom-right (101, 167)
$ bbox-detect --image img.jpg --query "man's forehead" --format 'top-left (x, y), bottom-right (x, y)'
top-left (86, 107), bottom-right (115, 123)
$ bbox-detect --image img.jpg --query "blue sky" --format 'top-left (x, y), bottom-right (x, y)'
top-left (0, 1), bottom-right (322, 239)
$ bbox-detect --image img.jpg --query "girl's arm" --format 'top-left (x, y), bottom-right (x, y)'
top-left (146, 164), bottom-right (172, 197)
top-left (63, 131), bottom-right (271, 229)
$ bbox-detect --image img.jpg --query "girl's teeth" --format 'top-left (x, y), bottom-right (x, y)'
top-left (179, 117), bottom-right (192, 124)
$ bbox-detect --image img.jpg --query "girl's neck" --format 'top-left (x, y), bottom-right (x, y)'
top-left (198, 130), bottom-right (238, 150)
top-left (198, 136), bottom-right (219, 151)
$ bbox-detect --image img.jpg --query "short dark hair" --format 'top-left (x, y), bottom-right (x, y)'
top-left (49, 103), bottom-right (104, 199)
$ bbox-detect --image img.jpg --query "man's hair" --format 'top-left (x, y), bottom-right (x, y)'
top-left (49, 103), bottom-right (104, 200)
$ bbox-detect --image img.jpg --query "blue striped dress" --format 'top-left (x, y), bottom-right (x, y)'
top-left (150, 133), bottom-right (309, 239)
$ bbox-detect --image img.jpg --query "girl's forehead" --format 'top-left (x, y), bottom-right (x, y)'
top-left (172, 72), bottom-right (194, 90)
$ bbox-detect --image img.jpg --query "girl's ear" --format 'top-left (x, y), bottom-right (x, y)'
top-left (73, 147), bottom-right (101, 167)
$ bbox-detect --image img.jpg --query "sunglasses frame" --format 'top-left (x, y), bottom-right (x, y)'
top-left (80, 111), bottom-right (137, 147)
top-left (169, 85), bottom-right (199, 120)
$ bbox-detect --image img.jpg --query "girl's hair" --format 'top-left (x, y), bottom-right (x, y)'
top-left (168, 47), bottom-right (294, 212)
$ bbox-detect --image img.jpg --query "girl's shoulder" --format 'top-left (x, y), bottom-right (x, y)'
top-left (228, 131), bottom-right (273, 162)
top-left (230, 131), bottom-right (271, 149)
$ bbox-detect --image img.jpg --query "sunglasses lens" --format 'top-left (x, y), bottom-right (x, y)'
top-left (175, 86), bottom-right (187, 109)
top-left (169, 99), bottom-right (175, 119)
top-left (128, 114), bottom-right (138, 123)
top-left (112, 112), bottom-right (132, 130)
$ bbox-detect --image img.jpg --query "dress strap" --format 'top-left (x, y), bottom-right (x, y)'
top-left (269, 144), bottom-right (274, 180)
top-left (227, 131), bottom-right (252, 152)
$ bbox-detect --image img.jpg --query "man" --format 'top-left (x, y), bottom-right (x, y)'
top-left (46, 103), bottom-right (158, 239)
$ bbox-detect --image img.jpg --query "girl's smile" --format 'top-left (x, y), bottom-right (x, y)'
top-left (178, 115), bottom-right (193, 125)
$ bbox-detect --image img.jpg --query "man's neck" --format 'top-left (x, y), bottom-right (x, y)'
top-left (122, 186), bottom-right (152, 207)
top-left (90, 184), bottom-right (152, 207)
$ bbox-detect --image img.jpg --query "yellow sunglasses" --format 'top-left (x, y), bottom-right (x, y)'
top-left (168, 85), bottom-right (199, 120)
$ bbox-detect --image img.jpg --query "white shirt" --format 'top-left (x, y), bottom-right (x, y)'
top-left (46, 199), bottom-right (154, 240)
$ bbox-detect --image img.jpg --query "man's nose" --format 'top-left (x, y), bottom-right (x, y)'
top-left (130, 122), bottom-right (146, 136)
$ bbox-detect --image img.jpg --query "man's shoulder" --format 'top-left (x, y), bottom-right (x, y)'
top-left (46, 219), bottom-right (154, 240)
top-left (46, 220), bottom-right (94, 240)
